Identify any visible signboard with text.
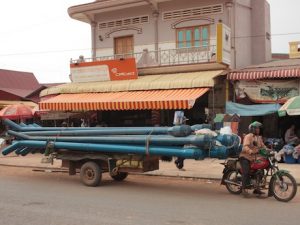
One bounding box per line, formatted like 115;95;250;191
235;80;299;103
70;58;138;83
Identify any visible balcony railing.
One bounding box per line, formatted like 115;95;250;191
71;45;217;68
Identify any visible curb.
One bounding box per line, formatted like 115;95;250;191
0;163;221;181
0;163;299;185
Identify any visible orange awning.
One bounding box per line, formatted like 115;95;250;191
39;88;209;111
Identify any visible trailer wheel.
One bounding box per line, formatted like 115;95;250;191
111;172;128;181
80;161;102;187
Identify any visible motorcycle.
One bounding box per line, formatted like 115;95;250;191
221;149;297;202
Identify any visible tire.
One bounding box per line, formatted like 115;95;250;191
270;172;297;202
111;172;128;181
224;170;242;195
80;161;102;187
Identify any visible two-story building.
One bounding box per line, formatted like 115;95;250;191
39;0;271;127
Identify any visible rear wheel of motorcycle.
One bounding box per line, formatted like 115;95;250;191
270;173;297;202
224;170;242;195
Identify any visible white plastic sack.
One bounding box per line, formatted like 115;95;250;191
220;126;232;135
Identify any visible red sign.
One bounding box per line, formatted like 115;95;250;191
70;58;138;83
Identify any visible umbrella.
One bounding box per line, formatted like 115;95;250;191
278;96;300;117
0;104;33;120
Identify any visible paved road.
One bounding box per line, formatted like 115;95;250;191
0;166;299;225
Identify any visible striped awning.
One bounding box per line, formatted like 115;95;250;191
39;88;209;111
228;68;300;80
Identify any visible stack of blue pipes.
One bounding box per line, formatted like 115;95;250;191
1;119;241;160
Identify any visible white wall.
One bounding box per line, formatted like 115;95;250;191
94;0;227;58
90;0;271;68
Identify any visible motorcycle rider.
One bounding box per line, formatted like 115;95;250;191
239;121;268;197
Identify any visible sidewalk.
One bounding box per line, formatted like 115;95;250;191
1;153;299;184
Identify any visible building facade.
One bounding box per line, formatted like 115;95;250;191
39;0;272;128
68;0;271;70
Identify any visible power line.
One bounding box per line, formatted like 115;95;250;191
0;48;91;57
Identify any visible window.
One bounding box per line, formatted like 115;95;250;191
114;36;134;58
176;26;209;48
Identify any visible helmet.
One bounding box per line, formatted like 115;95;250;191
248;121;262;133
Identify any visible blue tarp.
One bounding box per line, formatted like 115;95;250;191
226;101;281;116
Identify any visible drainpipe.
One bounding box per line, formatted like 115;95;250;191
153;10;159;62
91;21;97;60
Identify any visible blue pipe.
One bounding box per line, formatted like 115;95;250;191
2;142;20;155
1;140;205;159
20;148;32;156
209;146;229;159
15;147;28;155
4;119;204;135
19;125;192;137
8;130;213;148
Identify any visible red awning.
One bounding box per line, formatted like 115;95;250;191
228;68;300;80
39;88;209;111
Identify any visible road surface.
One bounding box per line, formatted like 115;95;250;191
0;166;299;225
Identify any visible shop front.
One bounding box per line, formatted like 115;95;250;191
39;58;226;127
227;60;300;138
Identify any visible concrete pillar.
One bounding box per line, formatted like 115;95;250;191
91;21;97;60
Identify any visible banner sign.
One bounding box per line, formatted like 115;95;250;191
70;58;138;83
235;80;299;103
216;23;231;65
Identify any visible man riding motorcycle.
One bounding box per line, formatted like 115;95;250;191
239;121;269;197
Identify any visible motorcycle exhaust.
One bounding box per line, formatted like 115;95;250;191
223;179;242;187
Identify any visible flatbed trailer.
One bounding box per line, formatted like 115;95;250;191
55;150;159;186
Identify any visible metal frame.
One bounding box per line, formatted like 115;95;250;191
71;45;217;68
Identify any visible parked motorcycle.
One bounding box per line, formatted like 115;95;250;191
221;150;297;202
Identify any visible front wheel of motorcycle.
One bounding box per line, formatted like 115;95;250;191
224;170;242;195
270;173;297;202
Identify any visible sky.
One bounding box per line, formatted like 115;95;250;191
0;0;300;83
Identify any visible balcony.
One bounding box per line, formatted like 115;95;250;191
71;45;218;68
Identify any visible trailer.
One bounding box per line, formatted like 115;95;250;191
2;119;241;186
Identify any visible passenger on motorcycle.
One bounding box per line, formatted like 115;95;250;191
239;121;269;197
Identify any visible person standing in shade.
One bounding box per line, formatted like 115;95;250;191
284;124;299;144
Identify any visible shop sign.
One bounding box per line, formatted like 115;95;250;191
216;23;231;65
70;58;138;83
235;80;299;103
